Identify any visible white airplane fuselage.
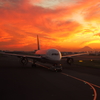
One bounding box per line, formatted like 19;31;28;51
35;49;62;63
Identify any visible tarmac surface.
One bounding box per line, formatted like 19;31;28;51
0;55;100;100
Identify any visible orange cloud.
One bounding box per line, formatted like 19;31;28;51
0;0;100;51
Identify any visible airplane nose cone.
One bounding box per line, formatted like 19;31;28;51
46;49;62;61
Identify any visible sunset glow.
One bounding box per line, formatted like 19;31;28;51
0;0;100;51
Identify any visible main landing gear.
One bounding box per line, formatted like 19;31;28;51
32;60;37;67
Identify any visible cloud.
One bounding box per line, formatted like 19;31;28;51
0;0;100;51
82;1;100;21
94;33;100;36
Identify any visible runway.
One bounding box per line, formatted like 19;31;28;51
0;55;100;100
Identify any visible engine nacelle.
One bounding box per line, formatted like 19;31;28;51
20;57;28;65
66;57;74;65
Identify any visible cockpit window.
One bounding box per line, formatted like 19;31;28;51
52;53;59;55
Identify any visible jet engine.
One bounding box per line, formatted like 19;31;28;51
20;57;28;65
66;57;74;65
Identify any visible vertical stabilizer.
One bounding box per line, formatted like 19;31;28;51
37;35;40;50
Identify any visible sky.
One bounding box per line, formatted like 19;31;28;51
0;0;100;51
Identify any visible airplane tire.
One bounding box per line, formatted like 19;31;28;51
57;69;62;72
32;64;36;67
59;69;62;72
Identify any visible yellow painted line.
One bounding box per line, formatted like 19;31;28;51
61;73;98;100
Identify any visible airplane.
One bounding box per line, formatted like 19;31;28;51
0;35;88;72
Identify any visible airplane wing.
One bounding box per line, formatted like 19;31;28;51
0;52;41;59
61;52;88;64
62;52;88;58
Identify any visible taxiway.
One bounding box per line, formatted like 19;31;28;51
0;55;100;100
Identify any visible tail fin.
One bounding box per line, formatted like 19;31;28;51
37;35;40;50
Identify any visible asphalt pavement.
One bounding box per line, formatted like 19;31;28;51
0;55;100;100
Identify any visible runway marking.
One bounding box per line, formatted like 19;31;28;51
61;73;100;89
61;73;97;100
90;84;100;89
29;59;100;100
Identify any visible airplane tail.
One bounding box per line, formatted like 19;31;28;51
37;35;40;50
